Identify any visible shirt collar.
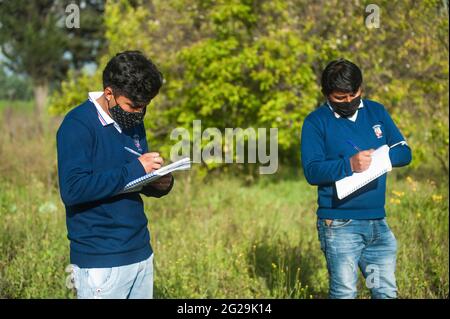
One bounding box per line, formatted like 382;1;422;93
88;91;122;133
327;99;364;122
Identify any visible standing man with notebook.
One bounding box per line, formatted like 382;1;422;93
301;59;412;298
56;51;174;299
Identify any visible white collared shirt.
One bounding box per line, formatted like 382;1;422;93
327;99;364;122
88;91;122;133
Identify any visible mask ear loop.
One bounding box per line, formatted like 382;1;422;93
105;95;111;115
105;91;119;116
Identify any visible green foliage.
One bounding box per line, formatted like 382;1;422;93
49;0;448;176
48;68;101;115
0;0;105;115
0;0;105;83
164;0;318;161
49;0;152;115
0;0;67;85
0;186;71;298
0;69;33;100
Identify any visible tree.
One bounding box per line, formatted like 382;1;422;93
294;0;449;173
50;0;449;176
0;67;33;100
0;0;105;116
162;0;319;169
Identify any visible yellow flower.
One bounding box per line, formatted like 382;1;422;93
406;176;418;191
416;213;421;218
432;195;443;202
271;263;277;269
392;190;405;197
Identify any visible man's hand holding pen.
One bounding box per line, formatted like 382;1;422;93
350;149;374;172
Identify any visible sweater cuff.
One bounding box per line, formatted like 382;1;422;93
124;158;146;185
343;156;353;176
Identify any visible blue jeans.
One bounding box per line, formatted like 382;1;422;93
317;218;397;299
72;254;153;299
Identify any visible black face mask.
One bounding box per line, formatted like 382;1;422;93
108;98;146;130
329;95;361;118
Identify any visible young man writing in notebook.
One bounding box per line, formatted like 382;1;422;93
56;51;173;299
301;59;412;299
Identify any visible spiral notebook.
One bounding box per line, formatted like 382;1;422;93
121;157;191;193
335;145;392;200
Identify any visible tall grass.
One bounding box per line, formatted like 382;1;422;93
0;104;448;298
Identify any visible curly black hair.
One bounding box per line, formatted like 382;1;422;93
321;58;362;96
102;50;163;108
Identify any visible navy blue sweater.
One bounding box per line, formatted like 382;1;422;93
56;99;173;268
301;99;412;219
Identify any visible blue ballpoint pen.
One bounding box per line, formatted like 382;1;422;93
124;146;142;156
346;140;362;152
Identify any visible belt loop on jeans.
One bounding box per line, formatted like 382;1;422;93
138;259;145;272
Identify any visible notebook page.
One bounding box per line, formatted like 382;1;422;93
121;157;191;193
335;145;392;199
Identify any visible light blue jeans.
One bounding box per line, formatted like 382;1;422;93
72;254;153;299
317;218;397;299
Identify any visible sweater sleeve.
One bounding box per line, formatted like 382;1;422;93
382;108;412;167
301;117;353;186
56;118;146;206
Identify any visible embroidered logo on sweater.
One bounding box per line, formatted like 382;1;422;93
133;134;143;152
372;124;383;139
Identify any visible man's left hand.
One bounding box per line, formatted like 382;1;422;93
149;173;173;191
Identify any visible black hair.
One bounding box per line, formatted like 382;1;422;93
103;50;163;108
321;58;362;96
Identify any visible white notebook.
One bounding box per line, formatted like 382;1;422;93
335;145;392;200
121;157;191;193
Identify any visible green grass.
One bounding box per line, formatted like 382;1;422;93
0;99;34;114
0;106;448;299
